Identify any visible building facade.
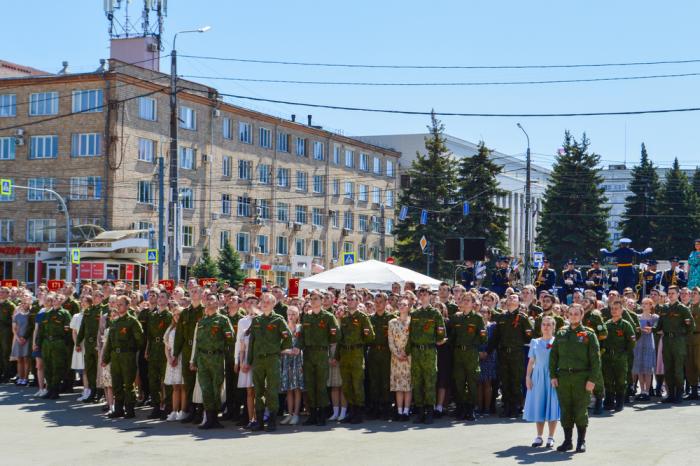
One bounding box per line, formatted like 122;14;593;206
0;59;399;287
356;133;549;260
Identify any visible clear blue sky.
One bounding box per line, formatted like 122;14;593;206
4;0;700;169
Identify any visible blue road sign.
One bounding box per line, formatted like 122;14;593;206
343;252;356;265
146;249;158;263
463;202;470;215
399;206;408;221
420;209;428;225
254;259;261;271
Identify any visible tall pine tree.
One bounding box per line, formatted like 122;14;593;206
536;132;609;266
191;247;219;278
454;141;509;256
692;168;700;199
217;240;246;286
393;111;457;278
619;143;661;247
655;158;700;258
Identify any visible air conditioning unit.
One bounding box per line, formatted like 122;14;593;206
147;43;159;52
202;228;212;236
254;218;263;225
212;108;221;118
14;129;25;146
287;221;294;229
341;228;350;237
211;212;220;220
293;222;302;232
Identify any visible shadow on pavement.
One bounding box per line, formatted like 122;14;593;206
494;445;575;464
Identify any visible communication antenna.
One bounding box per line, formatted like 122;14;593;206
105;0;167;50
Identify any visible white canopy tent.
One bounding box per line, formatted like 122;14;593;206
299;260;442;291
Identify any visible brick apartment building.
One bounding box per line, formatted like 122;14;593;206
0;56;399;287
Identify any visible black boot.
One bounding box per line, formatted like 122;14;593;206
366;403;378;420
614;394;624;412
148;406;162;419
124;403;136;419
557;427;574;452
41;387;53;399
209;410;224;428
192;404;203;424
265;413;277;432
316;408;326;426
235;411;249;427
251;411;265;431
662;386;675;403
575;426;587;453
499;403;510;418
454;403;464;420
381;403;392;421
341;405;354;424
350;405;363;424
593;397;603;415
303;407;318;426
198;410;214;429
674;388;684;404
465;404;476;421
603;397;615;410
109;401;125;418
49;387;60;399
180;406;195;423
424;407;434;425
685;386;699;400
413;406;424;424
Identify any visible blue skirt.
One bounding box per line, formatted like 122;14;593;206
523;365;560;422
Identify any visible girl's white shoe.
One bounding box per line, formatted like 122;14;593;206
166;411;178;421
279;414;293;425
289;415;300;425
176;411;187;421
545;437;555;448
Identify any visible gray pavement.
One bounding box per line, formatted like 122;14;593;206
1;385;698;465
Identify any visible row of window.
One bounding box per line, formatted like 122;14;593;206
0;133;102;160
0;90;103;117
0;176;102;202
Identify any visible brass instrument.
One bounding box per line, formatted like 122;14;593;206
635;268;644;292
534;268;544;287
672;268;677;286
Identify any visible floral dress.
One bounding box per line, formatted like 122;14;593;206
688;251;700;289
388;317;411;392
280;323;304;391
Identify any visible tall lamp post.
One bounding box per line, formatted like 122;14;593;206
516;123;532;285
169;25;211;281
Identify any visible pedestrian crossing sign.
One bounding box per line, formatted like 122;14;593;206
343;252;355;265
0;179;11;196
71;249;80;264
146;249;158;263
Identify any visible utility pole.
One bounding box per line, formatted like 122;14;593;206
517;123;532;285
158;155;165;281
379;203;386;261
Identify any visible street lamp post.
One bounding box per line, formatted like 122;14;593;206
517;123;532;285
169;26;211;281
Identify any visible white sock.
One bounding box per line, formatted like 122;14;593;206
397;406;402;414
332;406;339;417
403;407;409;414
436;404;443;412
340;407;347;418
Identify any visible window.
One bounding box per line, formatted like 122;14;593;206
344;181;354;199
29;92;58;116
372;215;380;233
296;171;308;191
138;138;155;162
72;89;102;113
344;241;354;253
294;238;305;256
333;144;340;164
277;202;289;222
313;175;324;194
237;196;251;217
258;164;271;184
345;149;354;168
27;178;55;201
29;135;58;159
239;160;252;179
220;230;230;249
0;137;15;160
276;236;288;255
331;241;338;260
371;246;380;260
259;128;272;149
179;147;194;170
330;210;339;228
223;118;233;139
372;186;381;204
386;218;394;235
236;232;249;252
358;184;368;202
313;141;324;160
359;243;367;261
386;189;394;207
332;179;340;196
277;168;290;187
359;215;368;232
139;97;157;120
70;176;102;200
312;208;323;226
222;155;232;177
182;225;194;247
0;220;14;242
239;122;252;144
221;193;231;215
71;133;102;157
137;180;154;204
295;205;307;224
258;235;270;254
360;152;369;171
258;199;271;219
27;219;56;242
312;239;323;257
133;221;153;239
344;211;353;230
295;137;306;156
179;106;196;130
373;157;381;174
0;94;16;117
179;187;194;209
386;160;395;177
0;178;14;201
277;132;289;152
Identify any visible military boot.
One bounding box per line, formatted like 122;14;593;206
464;404;476;422
147;406;162;419
424;407;434;425
303;408;318;426
557;427;573;452
575;426;587;453
593;397;604;415
265;413;277;432
316;408;326;426
109;401;125;418
685;386;699;400
251;411;265;432
124;403;136;419
614;394;624;412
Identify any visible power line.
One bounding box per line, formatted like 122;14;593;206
179;54;700;70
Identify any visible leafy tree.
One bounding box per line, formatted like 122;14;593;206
393;111;458;278
191;247;219;279
619;143;661;247
454;141;509;256
217;241;246;286
655;158;700;258
536;132;610;267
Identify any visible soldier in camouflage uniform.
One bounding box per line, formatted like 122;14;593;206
366;292;395;420
146;292;172;419
38;294;72;399
0;287;17;383
76;295;102;402
222;291;245;421
602;300;636;412
581;296;607;414
533;293;565;338
173;286;204;423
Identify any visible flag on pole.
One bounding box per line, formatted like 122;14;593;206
420;209;428;225
463;202;470;216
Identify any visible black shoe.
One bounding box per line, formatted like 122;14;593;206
674;388;684;404
341;405;354;424
532;437;544;447
603;398;615;410
198;410;215;430
575;426;587;453
180;407;195;423
316;408;326;426
49;388;60;400
593;398;603;415
499;405;510;418
303;409;318;426
209;410;224;429
83;393;97;403
235;414;249;427
464;405;476;422
413;407;424;424
251;411;265;431
265;413;277;432
424;407;434;425
366;404;379;420
148;407;162;419
110;402;125;418
557;427;574;452
685;386;699;400
614;394;624;412
41;388;53;400
192;405;203;424
124;404;136;419
350;406;363;424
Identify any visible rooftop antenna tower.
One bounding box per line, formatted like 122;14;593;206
104;0;167;51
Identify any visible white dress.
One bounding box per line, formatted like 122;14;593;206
163;327;183;385
100;328;112;388
236;315;254;388
70;312;85;370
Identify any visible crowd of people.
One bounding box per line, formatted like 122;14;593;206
0;240;699;454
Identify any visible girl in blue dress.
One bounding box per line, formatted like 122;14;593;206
524;315;560;448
